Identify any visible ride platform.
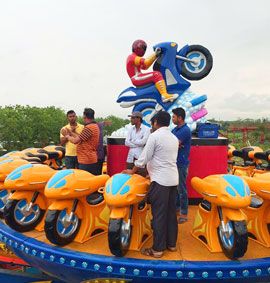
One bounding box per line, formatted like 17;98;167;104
0;206;270;283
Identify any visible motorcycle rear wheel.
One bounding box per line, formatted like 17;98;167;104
45;209;81;246
218;220;248;259
4;199;45;232
181;45;213;81
108;218;132;257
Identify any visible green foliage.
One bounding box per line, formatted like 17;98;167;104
0;105;129;152
96;115;129;137
2;105;267;153
0;105;66;150
216;118;270;150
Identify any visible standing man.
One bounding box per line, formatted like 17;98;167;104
60;110;84;169
172;107;191;224
125;111;150;176
97;120;112;175
123;111;179;258
63;108;100;175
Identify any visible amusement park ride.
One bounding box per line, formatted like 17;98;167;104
0;40;270;283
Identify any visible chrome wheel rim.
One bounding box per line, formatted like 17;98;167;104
0;189;11;212
120;220;131;249
14;199;41;225
56;209;79;238
219;221;234;250
184;51;207;73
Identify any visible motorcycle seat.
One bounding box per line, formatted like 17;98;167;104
232;150;245;159
38;149;59;160
233;149;253;162
254;151;270;162
25;152;48;162
54;146;65;157
250;195;263;208
22;156;41;163
201;199;211;211
42;146;65;158
86;192;104;205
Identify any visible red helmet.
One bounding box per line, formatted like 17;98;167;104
132;39;147;56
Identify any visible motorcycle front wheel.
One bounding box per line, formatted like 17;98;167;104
218;220;248;259
0;189;10;219
45;209;81;246
181;45;213;81
108;218;132;257
4;199;45;232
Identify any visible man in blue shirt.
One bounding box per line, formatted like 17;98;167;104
172;108;191;224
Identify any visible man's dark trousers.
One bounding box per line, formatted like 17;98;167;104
65;156;78;169
148;181;178;252
78;163;99;175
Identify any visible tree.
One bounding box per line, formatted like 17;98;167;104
0;105;66;150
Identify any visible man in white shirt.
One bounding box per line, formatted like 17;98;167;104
123;111;179;258
125;111;150;176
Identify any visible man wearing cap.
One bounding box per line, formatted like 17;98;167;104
125;111;150;176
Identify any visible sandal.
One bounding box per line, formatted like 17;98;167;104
141;247;163;258
178;214;188;224
167;246;177;252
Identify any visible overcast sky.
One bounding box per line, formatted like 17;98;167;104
0;0;269;120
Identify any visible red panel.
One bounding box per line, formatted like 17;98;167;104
107;142;228;199
107;145;129;176
0;255;28;266
187;145;228;198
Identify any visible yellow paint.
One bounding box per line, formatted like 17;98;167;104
171;42;177;47
0;243;14;256
134;56;141;66
143;53;157;68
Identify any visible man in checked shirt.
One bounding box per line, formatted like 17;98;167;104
63;108;100;175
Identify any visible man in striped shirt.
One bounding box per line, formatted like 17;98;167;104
64;108;100;175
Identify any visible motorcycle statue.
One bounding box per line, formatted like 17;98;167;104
3;163;56;232
242;173;270;247
26;145;65;170
0;146;65;219
103;173;151;257
117;42;213;130
0;153;41;218
251;150;270;176
44;169;110;246
191;174;251;259
230;146;263;176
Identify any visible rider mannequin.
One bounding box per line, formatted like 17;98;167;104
126;39;178;103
